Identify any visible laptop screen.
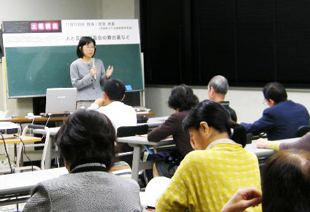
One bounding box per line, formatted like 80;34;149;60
45;88;77;114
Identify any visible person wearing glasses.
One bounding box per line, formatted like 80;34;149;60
241;82;309;140
70;36;114;109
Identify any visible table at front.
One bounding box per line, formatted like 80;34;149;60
117;136;175;181
0;167;68;206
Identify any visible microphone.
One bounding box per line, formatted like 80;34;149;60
93;59;96;80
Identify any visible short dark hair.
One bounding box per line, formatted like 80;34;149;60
76;36;97;58
262;150;310;212
55;110;116;171
183;100;247;147
263;82;287;104
208;75;229;95
168;84;199;111
104;79;126;101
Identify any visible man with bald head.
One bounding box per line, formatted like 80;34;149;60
208;75;237;122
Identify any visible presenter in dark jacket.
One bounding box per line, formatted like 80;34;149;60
148;84;199;178
241;82;309;140
23;110;142;212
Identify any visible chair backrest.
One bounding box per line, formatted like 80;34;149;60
117;124;148;137
246;133;253;144
18;124;51;170
297;125;310;137
116;124;149;166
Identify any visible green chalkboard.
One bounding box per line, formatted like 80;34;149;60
5;44;143;98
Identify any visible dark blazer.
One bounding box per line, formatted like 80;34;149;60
241;100;309;140
220;101;237;122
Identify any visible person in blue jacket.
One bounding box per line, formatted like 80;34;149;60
241;82;309;140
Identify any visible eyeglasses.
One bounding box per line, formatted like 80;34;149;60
83;45;96;49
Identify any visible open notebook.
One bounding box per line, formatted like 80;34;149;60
41;88;77;117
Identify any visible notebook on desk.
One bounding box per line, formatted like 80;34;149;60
41;88;77;117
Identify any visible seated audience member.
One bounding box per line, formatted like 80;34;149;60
208;75;237;122
241;82;309;140
256;132;310;152
147;84;199;178
88;78;137;129
222;149;310;212
156;100;261;212
23;110;142;212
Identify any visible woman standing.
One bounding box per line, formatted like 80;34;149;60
70;36;114;108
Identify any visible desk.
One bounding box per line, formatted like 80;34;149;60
0;136;42;172
145;116;168;129
0;136;41;145
117;136;175;181
0;167;68;206
0;116;67;124
117;136;299;182
0;112;155;124
137;112;156;117
245;137;300;158
33;116;169;136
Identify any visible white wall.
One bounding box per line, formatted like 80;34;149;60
145;86;310;123
0;0;137;116
101;0;137;19
1;0;310;124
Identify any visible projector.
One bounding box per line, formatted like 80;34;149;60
0;122;21;138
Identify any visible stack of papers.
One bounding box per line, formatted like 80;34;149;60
134;106;151;113
140;176;171;208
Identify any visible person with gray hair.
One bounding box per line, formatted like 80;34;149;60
208;75;237;121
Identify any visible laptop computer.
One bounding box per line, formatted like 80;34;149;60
41;88;77;117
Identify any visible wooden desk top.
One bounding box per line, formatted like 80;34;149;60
0;136;41;145
0;116;67;123
0;112;155;123
137;112;155;117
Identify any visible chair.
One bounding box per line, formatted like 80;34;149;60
117;124;149;185
117;124;149;137
246;133;253;144
116;124;149;163
297;125;310;137
16;124;51;170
